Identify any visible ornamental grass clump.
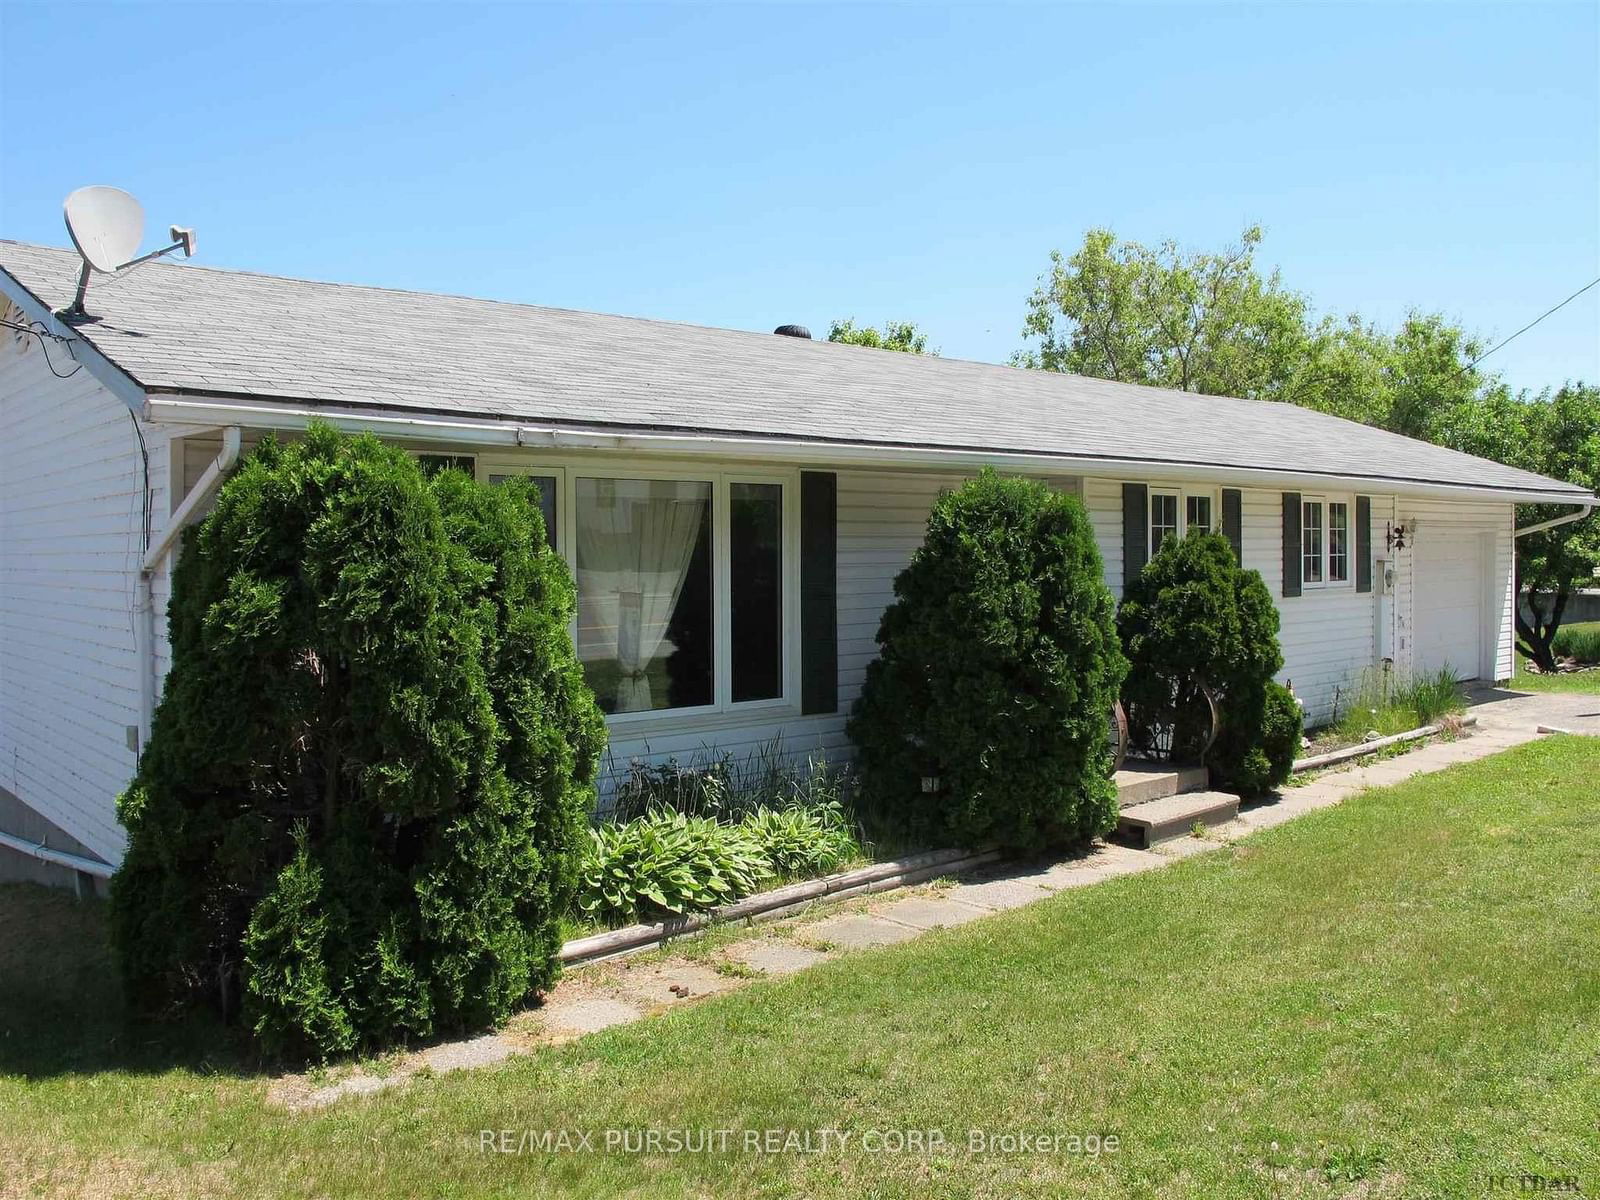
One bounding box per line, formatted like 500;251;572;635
847;470;1127;851
110;423;605;1060
739;802;859;876
1332;664;1466;741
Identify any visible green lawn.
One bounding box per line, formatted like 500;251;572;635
5;738;1599;1198
1512;621;1600;693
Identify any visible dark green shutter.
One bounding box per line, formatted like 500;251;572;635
1281;492;1302;598
1355;495;1373;593
1221;488;1243;562
1122;483;1148;588
800;471;838;715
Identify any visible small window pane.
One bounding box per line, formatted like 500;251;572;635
1151;493;1180;555
1186;494;1212;534
731;482;783;703
489;473;558;551
1328;502;1350;583
575;478;713;714
1302;501;1324;584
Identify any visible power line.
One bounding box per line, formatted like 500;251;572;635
1;317;84;378
1456;275;1600;377
0;317;71;342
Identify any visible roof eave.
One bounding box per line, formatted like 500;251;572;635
144;392;1597;508
0;265;147;412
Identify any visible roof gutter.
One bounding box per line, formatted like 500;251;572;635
0;829;115;881
1515;502;1594;538
141;394;1597;508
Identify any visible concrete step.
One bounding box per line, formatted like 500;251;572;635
1116;790;1240;849
1114;761;1210;807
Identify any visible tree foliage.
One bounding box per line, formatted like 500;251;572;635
1017;225;1488;438
847;470;1127;850
1437;382;1600;668
1117;532;1300;796
1016;226;1308;398
1020;224;1597;665
110;424;605;1059
827;318;935;354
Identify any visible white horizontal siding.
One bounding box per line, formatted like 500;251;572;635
1083;478;1127;601
836;469;969;708
6;388;1520;853
1083;478;1518;725
600;467;968;793
1394;497;1515;683
0;343;171;863
599;468;1086;794
1084;478;1384;727
1250;489;1381;726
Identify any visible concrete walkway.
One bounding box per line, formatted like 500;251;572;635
1465;682;1600;736
268;695;1573;1111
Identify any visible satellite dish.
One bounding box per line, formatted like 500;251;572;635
64;186;145;274
58;186;195;317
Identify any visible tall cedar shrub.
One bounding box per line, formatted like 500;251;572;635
1116;531;1300;795
846;470;1127;850
109;424;605;1059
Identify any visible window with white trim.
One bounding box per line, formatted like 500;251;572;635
488;464;794;719
1149;487;1219;556
1299;495;1354;589
576;476;716;714
729;481;784;703
1328;500;1350;583
1301;500;1324;584
1150;491;1180;556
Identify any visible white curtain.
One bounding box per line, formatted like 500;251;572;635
576;478;709;712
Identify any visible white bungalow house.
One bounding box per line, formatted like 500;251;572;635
1;240;1593;889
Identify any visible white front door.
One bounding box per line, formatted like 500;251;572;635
1414;531;1485;679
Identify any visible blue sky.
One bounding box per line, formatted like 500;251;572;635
2;2;1596;393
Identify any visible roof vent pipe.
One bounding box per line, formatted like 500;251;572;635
773;324;811;339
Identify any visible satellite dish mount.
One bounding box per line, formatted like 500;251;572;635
60;186;195;317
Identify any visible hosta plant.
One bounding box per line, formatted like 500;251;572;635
578;809;773;925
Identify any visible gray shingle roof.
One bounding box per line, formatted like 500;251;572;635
2;240;1590;501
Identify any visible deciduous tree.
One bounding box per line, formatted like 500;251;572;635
1438;383;1600;669
827;318;934;354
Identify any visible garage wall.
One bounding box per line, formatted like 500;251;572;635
1393;497;1515;683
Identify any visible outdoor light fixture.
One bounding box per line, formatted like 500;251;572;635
1386;521;1413;552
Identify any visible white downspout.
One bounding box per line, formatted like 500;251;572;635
137;427;242;753
1514;502;1594;538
